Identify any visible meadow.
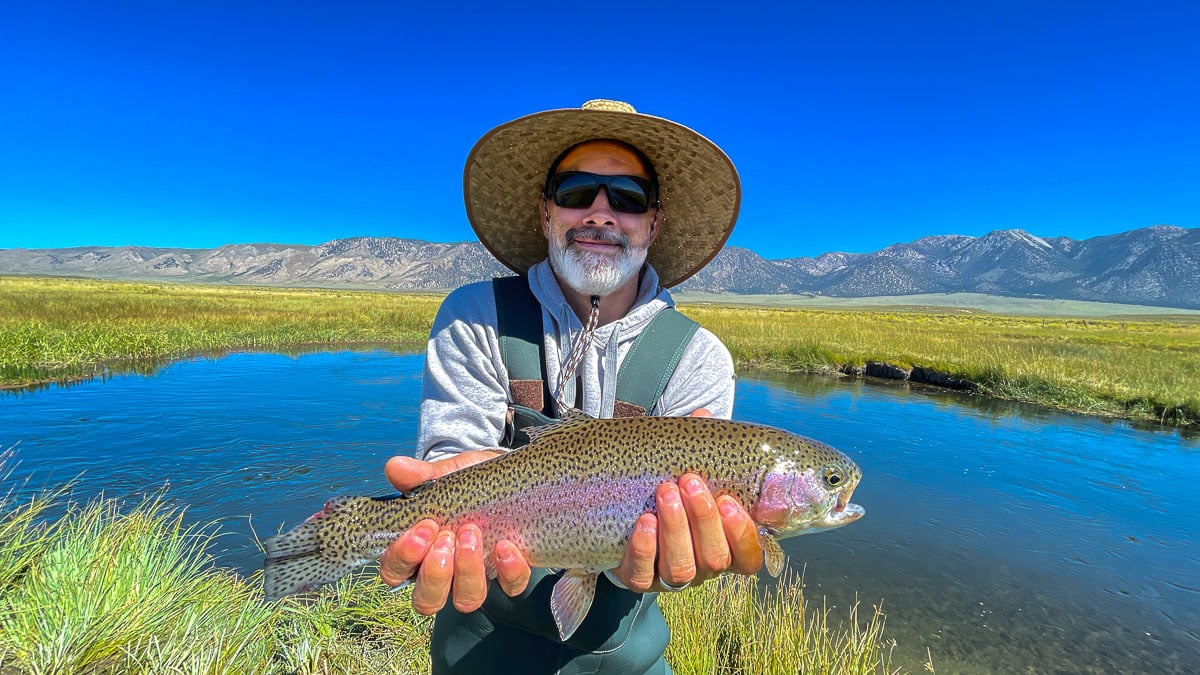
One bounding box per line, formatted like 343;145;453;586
683;303;1200;426
0;276;441;387
3;275;1197;427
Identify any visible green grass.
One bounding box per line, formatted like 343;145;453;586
673;291;1200;318
678;304;1200;426
0;463;897;674
0;276;441;387
3;275;1197;427
661;571;899;674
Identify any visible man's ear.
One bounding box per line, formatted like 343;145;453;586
648;206;663;244
540;198;552;237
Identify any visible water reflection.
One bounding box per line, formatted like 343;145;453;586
1;342;425;398
1;352;1197;674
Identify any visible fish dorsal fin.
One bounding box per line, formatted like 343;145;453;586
521;408;595;444
758;528;786;577
550;569;599;641
559;407;594;423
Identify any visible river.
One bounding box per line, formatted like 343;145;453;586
2;350;1196;673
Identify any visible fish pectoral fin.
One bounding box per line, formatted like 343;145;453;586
759;530;786;577
550;569;598;641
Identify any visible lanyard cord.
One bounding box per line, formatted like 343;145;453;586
554;295;600;411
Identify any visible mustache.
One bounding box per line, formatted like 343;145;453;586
565;227;630;250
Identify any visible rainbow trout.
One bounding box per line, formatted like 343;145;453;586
263;413;864;640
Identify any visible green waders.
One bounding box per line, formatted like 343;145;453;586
429;276;699;675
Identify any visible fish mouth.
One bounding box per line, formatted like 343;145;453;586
833;487;856;513
834;502;865;524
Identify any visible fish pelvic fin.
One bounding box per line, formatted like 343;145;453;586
759;529;786;577
262;497;382;601
550;570;599;641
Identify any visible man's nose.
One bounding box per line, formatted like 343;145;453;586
582;187;617;223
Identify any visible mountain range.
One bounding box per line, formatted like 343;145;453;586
2;225;1197;309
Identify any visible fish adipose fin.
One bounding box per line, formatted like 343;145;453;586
262;499;378;601
550;569;599;640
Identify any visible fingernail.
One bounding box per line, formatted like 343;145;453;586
433;531;455;552
718;497;741;518
458;527;478;552
683;476;706;497
496;541;516;564
662;484;682;506
411;523;436;546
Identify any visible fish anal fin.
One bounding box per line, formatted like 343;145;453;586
759;529;786;577
550;569;598;641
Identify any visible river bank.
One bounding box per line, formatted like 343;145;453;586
3;275;1197;428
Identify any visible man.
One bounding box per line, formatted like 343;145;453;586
379;100;762;673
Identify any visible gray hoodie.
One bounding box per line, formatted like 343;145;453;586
417;260;736;461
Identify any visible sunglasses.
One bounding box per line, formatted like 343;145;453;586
545;172;658;214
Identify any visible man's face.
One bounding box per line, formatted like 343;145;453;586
542;140;659;297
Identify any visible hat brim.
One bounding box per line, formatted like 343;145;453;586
464;105;740;288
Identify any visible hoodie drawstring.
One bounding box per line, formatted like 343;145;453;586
554;295;599;411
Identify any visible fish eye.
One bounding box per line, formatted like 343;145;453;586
823;466;843;487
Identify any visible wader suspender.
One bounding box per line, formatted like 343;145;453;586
492;275;699;433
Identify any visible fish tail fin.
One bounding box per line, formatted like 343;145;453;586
262;497;379;601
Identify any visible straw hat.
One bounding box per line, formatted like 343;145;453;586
463;99;740;288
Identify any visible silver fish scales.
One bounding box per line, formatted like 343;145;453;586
263;413;864;640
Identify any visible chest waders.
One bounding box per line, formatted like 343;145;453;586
430;276;699;675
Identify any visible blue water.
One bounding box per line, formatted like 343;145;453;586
2;350;1197;673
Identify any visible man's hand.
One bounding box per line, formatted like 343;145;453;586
612;408;764;592
379;451;532;615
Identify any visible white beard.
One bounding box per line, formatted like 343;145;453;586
548;229;648;297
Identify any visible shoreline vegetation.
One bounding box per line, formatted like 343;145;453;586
3;275;1197;428
0;465;899;673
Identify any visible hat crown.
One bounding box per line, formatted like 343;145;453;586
464;100;740;288
581;99;637;114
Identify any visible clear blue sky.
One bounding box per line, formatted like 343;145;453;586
2;1;1196;259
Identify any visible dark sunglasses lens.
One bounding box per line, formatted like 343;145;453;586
605;177;651;214
550;173;654;213
552;174;601;209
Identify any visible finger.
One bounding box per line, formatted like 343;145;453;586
656;481;696;588
494;540;532;597
719;496;764;575
384;451;503;492
379;519;438;587
411;530;456;615
614;513;658;592
680;474;731;578
452;525;488;612
689;408;714;418
384;456;437;492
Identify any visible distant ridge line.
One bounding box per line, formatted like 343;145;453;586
1;226;1197;310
